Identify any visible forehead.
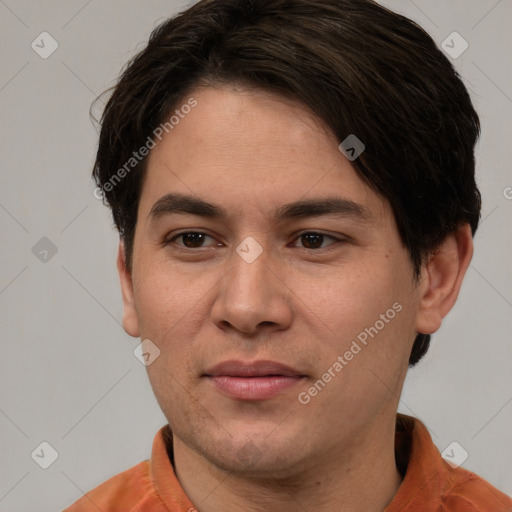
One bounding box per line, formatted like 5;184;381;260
139;84;388;222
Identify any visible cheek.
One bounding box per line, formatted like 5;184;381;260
298;277;416;428
297;257;408;340
296;250;417;384
136;269;207;420
132;255;227;378
132;254;213;337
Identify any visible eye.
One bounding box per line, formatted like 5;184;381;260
292;232;342;249
166;231;220;249
164;231;344;251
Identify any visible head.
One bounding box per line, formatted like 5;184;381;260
93;0;480;476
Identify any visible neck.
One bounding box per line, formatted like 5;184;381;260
172;411;403;512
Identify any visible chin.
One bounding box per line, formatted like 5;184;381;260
209;448;302;478
199;428;309;478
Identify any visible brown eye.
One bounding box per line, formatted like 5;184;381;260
181;232;207;248
296;232;339;249
166;232;219;249
301;233;324;249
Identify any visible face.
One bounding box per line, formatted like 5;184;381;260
119;84;426;477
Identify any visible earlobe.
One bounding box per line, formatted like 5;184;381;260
414;223;473;335
116;240;141;337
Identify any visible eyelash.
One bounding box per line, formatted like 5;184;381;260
163;231;345;251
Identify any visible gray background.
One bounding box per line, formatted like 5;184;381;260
0;1;511;511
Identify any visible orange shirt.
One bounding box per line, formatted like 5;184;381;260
64;413;512;512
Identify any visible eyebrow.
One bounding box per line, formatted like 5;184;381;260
148;193;372;224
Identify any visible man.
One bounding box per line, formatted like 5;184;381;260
65;0;512;510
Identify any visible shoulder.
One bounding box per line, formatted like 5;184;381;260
440;465;512;511
63;459;165;512
390;414;512;512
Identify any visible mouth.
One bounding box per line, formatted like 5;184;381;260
203;360;307;401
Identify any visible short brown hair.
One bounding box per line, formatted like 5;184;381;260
93;0;481;366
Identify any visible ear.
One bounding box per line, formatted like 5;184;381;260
117;240;140;337
414;223;473;335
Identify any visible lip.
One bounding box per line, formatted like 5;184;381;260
204;359;303;377
203;360;306;401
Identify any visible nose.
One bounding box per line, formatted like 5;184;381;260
210;245;293;336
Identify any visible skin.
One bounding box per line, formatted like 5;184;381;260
117;84;473;512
